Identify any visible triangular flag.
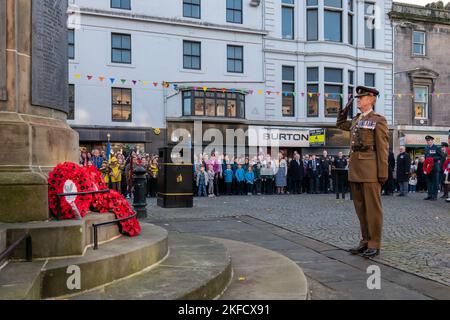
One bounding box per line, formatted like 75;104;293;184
110;78;116;84
132;80;137;85
120;79;126;84
249;90;254;95
308;93;313;98
221;88;227;93
74;74;81;79
292;92;297;97
317;93;321;97
266;91;271;95
301;92;305;97
276;91;280;96
87;75;93;80
203;86;208;91
153;82;158;87
142;81;148;85
98;76;105;82
258;90;263;95
231;89;236;93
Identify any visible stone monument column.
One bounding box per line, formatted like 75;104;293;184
0;0;78;223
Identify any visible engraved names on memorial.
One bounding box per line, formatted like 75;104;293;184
0;0;6;101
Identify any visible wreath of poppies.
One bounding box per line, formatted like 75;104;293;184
48;162;93;220
423;157;434;175
48;162;141;237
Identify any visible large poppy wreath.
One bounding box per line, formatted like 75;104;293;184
84;165;110;213
48;162;93;220
423;157;434;175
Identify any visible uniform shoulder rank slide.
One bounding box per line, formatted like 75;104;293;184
357;120;377;130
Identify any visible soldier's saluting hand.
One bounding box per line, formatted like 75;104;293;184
336;86;389;258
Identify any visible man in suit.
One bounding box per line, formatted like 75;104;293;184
396;146;411;197
302;155;310;193
320;150;331;193
289;152;304;194
307;155;321;194
336;86;389;258
333;151;347;195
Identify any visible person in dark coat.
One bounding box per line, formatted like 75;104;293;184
288;152;304;194
396;146;411;196
307;155;321;194
416;156;426;192
383;150;395;196
320;150;331;193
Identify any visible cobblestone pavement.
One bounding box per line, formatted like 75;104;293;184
144;192;450;287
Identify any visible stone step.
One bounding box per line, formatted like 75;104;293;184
0;228;5;253
0;261;45;300
41;223;168;298
213;238;308;300
65;234;232;300
3;213;121;259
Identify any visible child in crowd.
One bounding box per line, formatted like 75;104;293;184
261;162;274;195
109;157;122;192
235;164;245;196
253;162;262;195
245;166;255;195
100;161;110;186
409;172;417;193
196;166;208;197
224;164;234;195
207;164;215;197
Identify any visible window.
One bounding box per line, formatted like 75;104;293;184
348;0;354;45
112;88;132;122
365;73;376;87
183;0;201;19
226;0;242;24
282;66;295;117
307;1;319;41
348;70;354;118
111;0;131;10
111;33;131;64
413;31;426;56
307;67;319;117
414;86;428;119
68;29;75;60
324;68;343;117
364;2;375;49
227;45;243;73
183;41;201;70
68;84;75;120
182;90;245;118
282;0;295;40
324;1;342;42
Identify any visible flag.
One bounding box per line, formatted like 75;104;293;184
106;141;111;163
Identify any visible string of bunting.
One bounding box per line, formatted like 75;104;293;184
72;73;450;99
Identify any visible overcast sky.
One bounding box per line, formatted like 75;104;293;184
396;0;435;6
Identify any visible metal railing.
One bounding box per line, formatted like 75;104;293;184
92;212;137;250
0;233;32;265
56;189;110;220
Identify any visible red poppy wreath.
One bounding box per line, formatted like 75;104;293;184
83;165;110;213
108;190;141;237
48;162;93;220
423;157;434;175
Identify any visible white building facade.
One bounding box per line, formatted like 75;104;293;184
68;0;393;156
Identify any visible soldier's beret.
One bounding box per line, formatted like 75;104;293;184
425;135;434;141
354;86;380;98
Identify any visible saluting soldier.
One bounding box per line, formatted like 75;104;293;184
336;86;389;258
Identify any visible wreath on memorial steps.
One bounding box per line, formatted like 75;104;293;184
48;162;93;220
423;157;434;175
48;162;141;237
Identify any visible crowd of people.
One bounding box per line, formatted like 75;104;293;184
78;136;450;202
193;150;350;197
79;147;159;199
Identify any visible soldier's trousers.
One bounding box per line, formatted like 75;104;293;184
350;182;383;249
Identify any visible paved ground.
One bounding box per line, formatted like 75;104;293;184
142;192;450;299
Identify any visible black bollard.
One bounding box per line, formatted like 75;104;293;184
133;165;148;219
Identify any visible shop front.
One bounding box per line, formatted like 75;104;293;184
400;131;449;158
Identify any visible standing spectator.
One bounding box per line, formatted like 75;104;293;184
109;157;122;192
409;173;418;193
319;150;331;193
307;155;320;194
424;135;443;201
253;161;262;195
442;157;450;199
333;152;347;195
223;164;233;195
149;157;159;197
91;149;103;170
235;164;245;195
125;155;137;199
275;152;287;194
261;162;274;195
100;161;110;185
196;166;208;197
207;164;215;197
288;152;304;194
245;166;255;195
302;155;310;194
383;150;395;196
396;146;411;196
417;156;427;192
80;147;90;167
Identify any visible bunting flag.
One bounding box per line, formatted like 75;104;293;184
70;73;450;99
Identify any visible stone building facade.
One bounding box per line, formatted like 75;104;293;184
390;2;450;156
